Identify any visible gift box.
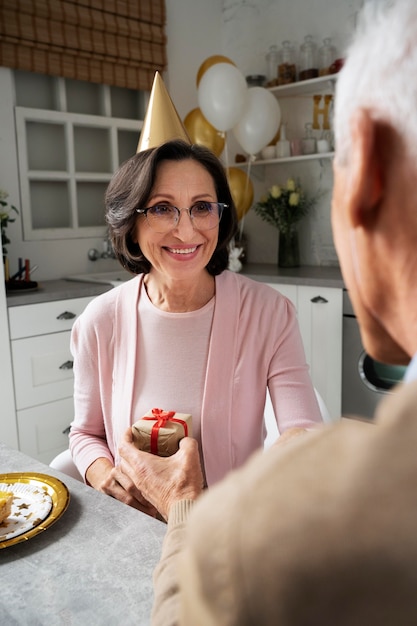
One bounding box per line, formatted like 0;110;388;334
132;408;192;457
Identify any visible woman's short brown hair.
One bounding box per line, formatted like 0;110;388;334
105;140;238;276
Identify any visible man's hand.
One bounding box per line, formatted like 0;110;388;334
86;456;158;516
118;428;204;520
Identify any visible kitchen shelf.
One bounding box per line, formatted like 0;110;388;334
234;151;334;168
233;74;338;169
268;74;337;98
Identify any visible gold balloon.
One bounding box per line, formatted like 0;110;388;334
196;55;236;87
184;108;225;157
226;167;254;221
268;126;281;146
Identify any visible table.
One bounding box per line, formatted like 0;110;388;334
0;442;167;625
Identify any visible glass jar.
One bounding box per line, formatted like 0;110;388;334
319;38;336;76
299;35;318;81
277;41;296;85
265;44;279;85
301;123;316;155
246;74;266;87
275;123;290;158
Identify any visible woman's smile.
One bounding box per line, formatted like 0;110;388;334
164;244;200;256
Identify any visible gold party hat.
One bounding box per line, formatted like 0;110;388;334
137;72;191;152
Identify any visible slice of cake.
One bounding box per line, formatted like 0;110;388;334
0;490;13;524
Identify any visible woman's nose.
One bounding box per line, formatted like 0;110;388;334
173;208;195;237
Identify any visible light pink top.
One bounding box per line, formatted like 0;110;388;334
133;282;213;477
69;271;322;486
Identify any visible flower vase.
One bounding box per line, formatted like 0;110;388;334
278;227;300;268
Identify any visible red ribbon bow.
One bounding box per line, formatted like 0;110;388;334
143;408;189;455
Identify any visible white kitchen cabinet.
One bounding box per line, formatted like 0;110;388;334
297;285;342;420
8;296;93;464
267;282;342;421
15;107;140;241
16;398;75;466
13;71;148;241
11;332;75;410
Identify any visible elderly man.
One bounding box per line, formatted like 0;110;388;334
120;1;417;623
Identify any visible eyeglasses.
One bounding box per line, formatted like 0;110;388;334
136;201;227;233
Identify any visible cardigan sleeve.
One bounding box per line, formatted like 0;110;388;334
69;293;117;480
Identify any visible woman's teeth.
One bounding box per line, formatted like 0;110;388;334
168;246;197;254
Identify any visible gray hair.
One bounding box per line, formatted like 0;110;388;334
334;0;417;164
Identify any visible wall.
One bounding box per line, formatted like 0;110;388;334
168;0;363;267
0;0;362;282
165;0;223;118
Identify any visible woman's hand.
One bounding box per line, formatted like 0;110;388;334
118;427;204;520
86;456;158;517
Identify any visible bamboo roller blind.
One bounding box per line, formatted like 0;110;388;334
0;0;167;90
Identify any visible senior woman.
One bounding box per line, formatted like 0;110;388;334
69;139;322;515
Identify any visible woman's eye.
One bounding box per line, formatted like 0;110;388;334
192;202;211;214
152;205;174;216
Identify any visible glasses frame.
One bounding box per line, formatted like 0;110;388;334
136;202;228;233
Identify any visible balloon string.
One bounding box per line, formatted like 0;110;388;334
238;158;253;241
222;133;236;245
223;132;229;171
239;216;245;240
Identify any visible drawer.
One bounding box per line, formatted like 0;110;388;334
11;331;74;409
17;397;73;465
8;296;93;339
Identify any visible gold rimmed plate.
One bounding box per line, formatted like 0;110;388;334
0;472;70;549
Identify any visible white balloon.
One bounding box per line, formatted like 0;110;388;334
198;63;247;132
233;87;281;156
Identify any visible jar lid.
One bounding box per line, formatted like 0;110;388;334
246;74;266;86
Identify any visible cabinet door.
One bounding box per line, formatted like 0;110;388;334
11;331;74;409
297;286;342;420
17;397;73;464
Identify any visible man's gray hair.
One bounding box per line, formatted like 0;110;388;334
334;0;417;164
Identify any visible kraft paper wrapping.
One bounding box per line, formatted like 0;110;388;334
132;408;192;457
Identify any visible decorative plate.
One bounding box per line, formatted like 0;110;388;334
0;473;70;549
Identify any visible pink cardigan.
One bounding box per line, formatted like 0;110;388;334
69;271;321;485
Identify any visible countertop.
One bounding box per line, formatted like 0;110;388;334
0;442;166;625
6;279;113;307
6;265;344;307
242;263;344;288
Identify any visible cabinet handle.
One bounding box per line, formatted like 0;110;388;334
311;295;328;304
59;360;74;370
57;311;76;320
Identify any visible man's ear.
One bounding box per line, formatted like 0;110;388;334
348;109;384;228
